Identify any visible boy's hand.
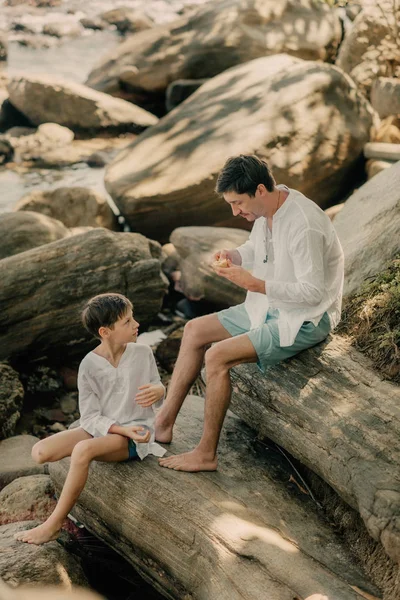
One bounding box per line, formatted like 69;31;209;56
135;383;164;407
124;425;151;443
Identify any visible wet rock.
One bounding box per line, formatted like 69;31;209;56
0;436;45;491
0;364;24;441
0;228;168;362
0;474;56;525
0;211;70;259
100;7;153;33
87;0;342;112
165;78;208;112
105;55;375;242
0;521;88;587
3;122;74;161
15;187;117;230
334;161;400;296
8;74;158;134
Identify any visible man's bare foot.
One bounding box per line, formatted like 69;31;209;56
158;449;217;472
14;522;61;545
155;416;173;444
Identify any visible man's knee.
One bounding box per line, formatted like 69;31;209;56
183;317;208;346
31;442;49;464
205;344;229;376
71;440;94;465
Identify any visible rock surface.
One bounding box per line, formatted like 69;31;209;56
100;7;154;33
0;521;87;587
7;74;158;133
229;335;400;569
3;123;74;161
0;228;168;362
0;474;56;525
371;77;400;119
0;364;24;440
334;160;400;296
170;226;248;306
87;0;342;112
15;187;117;230
0;436;45;491
105;55;375;242
0;581;101;600
50;395;379;600
0;211;70;259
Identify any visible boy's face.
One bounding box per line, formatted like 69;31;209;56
101;308;139;344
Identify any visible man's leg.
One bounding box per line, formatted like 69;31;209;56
15;434;129;545
159;333;258;472
155;313;232;443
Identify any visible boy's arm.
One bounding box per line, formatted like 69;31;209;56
78;369;116;437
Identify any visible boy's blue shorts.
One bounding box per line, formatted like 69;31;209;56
127;439;138;461
217;304;331;373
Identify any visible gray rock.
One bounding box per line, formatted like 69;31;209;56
8;74;158;133
0;211;70;260
0;521;88;587
334;160;400;297
0;474;56;525
4;122;74;161
99;7;153;33
15;187;117;230
0;436;45;491
0;364;24;440
80;17;106;31
105;55;375;242
371;77;400;119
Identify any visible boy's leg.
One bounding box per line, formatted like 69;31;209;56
159;333;258;472
155;313;232;443
15;434;129;545
31;427;93;464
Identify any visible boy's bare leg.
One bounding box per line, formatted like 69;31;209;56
30;427;93;464
155;314;232;443
159;333;257;472
14;433;129;545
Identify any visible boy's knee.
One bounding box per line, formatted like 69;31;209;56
71;440;93;464
31;442;48;464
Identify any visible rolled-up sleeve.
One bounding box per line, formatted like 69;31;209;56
148;350;165;410
268;229;325;309
78;369;115;437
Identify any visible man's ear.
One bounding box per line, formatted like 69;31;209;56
257;183;267;196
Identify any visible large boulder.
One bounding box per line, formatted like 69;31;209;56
15;187;117;230
0;211;71;260
105;55;375;242
50;395;380;600
0;522;87;588
0;228;168;362
0;474;56;525
170;227;248;306
7;74;158;134
336;4;400;96
0;364;24;440
86;0;342;113
334;160;400;297
0;436;45;491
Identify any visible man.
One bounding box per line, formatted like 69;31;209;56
157;155;344;472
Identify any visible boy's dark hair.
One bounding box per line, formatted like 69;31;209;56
215;155;275;196
82;293;133;339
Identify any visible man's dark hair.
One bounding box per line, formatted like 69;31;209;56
215;155;275;196
82;293;133;339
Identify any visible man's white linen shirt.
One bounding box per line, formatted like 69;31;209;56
77;343;166;460
236;186;344;347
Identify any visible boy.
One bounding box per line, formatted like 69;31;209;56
15;293;166;545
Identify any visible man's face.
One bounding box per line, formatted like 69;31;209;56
106;308;139;344
223;189;261;222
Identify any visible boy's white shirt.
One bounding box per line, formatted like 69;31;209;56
237;185;344;347
77;342;166;460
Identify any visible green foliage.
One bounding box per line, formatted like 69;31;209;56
338;257;400;382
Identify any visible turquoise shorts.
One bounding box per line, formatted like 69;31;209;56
127;439;138;461
217;304;331;373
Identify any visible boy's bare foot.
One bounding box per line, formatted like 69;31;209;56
14;522;61;545
155;416;173;444
158;449;217;472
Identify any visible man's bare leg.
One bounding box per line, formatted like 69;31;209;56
159;333;257;471
14;433;129;545
155;314;232;443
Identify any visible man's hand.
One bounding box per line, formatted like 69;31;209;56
212;248;242;266
214;264;265;293
135;383;164;407
123;425;151;443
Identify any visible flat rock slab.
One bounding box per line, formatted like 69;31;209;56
0;521;87;587
0;436;45;491
50;396;379;600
